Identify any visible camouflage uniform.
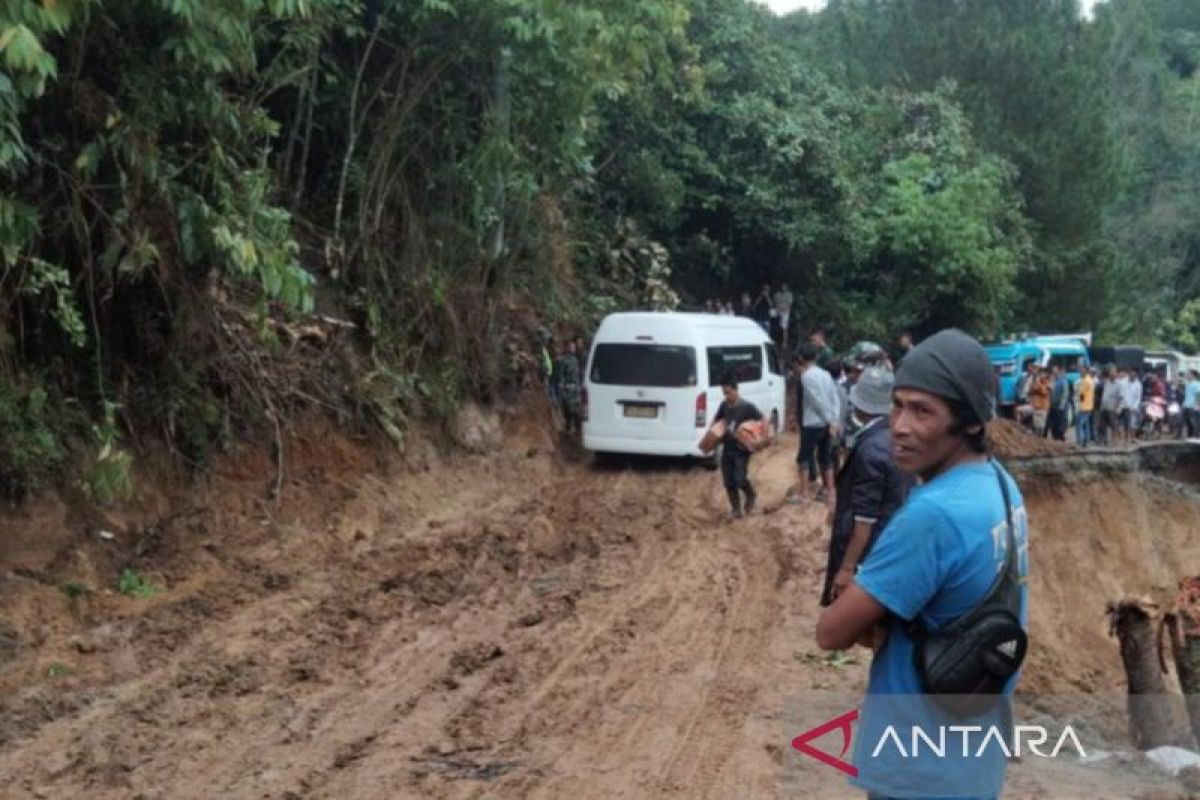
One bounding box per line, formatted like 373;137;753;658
557;352;582;432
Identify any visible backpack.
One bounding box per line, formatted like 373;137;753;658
906;460;1027;717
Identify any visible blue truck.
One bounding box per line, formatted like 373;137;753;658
984;334;1092;416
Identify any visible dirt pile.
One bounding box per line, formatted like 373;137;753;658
988;418;1075;459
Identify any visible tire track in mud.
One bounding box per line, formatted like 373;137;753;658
439;453;804;800
0;440;828;800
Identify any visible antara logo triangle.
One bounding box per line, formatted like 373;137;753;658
791;708;860;778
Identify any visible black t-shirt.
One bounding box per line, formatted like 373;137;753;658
714;399;764;446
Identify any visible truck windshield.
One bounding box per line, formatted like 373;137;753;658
589;344;697;387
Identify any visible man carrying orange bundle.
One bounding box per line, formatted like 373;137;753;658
710;372;764;520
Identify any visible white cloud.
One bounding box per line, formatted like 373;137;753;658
759;0;1102;18
760;0;827;14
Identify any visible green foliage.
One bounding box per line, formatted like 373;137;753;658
0;379;64;495
117;568;157;598
842;90;1029;335
80;403;134;506
46;662;72;678
1161;298;1200;353
61;582;90;600
1093;0;1200;345
2;0;1199;496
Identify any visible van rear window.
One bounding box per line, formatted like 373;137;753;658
708;346;763;385
589;344;697;387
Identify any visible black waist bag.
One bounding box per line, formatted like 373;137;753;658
907;461;1027;717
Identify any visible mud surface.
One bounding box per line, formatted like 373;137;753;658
2;420;1200;799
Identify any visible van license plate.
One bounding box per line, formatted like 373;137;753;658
623;403;658;419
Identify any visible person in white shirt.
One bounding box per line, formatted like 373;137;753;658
1118;369;1143;445
790;342;842;507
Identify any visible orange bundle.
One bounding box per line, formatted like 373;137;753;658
699;420;726;454
735;419;771;452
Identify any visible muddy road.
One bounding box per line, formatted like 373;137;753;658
1;424;1199;799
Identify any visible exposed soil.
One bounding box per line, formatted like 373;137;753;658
1;412;1200;799
989;419;1076;459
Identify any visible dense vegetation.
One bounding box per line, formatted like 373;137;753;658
0;0;1197;493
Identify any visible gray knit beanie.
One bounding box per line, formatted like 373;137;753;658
893;328;995;424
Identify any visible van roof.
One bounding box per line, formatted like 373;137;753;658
984;339;1088;357
594;312;769;339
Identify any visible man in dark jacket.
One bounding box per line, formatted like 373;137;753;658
821;366;913;607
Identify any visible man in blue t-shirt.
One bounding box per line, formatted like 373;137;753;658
816;328;1029;800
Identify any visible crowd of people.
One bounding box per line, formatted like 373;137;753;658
700;283;796;348
1014;362;1200;446
784;330;912;510
689;329;1030;797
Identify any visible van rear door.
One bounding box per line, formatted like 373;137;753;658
586;342;702;443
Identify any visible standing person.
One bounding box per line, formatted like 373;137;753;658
1185;370;1200;438
828;360;850;472
539;330;560;414
711;375;763;520
792;343;841;507
574;336;589;371
894;331;916;367
1119;368;1143;444
1014;361;1036;429
1075;366;1095;446
821;366;913;607
1048;365;1070;441
1167;376;1185;439
1029;367;1051;437
773;283;794;349
739;292;754;318
556;340;583;435
816;328;1029;800
753;284;773;334
809;328;835;370
1098;365;1121;446
1147;371;1167;438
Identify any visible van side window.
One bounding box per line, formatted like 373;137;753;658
766;344;781;376
708;346;763;386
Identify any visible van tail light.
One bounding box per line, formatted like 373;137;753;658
695;392;707;427
582;387;589;422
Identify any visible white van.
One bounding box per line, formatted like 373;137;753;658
582;312;787;458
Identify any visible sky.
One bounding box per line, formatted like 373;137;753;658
761;0;1102;17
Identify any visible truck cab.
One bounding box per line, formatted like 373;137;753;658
985;335;1091;414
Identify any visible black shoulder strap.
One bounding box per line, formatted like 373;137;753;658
905;460;1019;642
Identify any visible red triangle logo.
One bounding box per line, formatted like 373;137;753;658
791;708;860;778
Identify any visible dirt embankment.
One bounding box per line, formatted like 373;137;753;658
0;411;1199;799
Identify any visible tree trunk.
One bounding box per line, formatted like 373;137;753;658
1109;599;1176;749
1167;577;1200;747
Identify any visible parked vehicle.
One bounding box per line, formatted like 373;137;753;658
582;312;786;458
1087;345;1145;372
1144;349;1200;383
985;334;1091;416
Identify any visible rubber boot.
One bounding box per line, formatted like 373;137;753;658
743;485;757;515
726;488;743;519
